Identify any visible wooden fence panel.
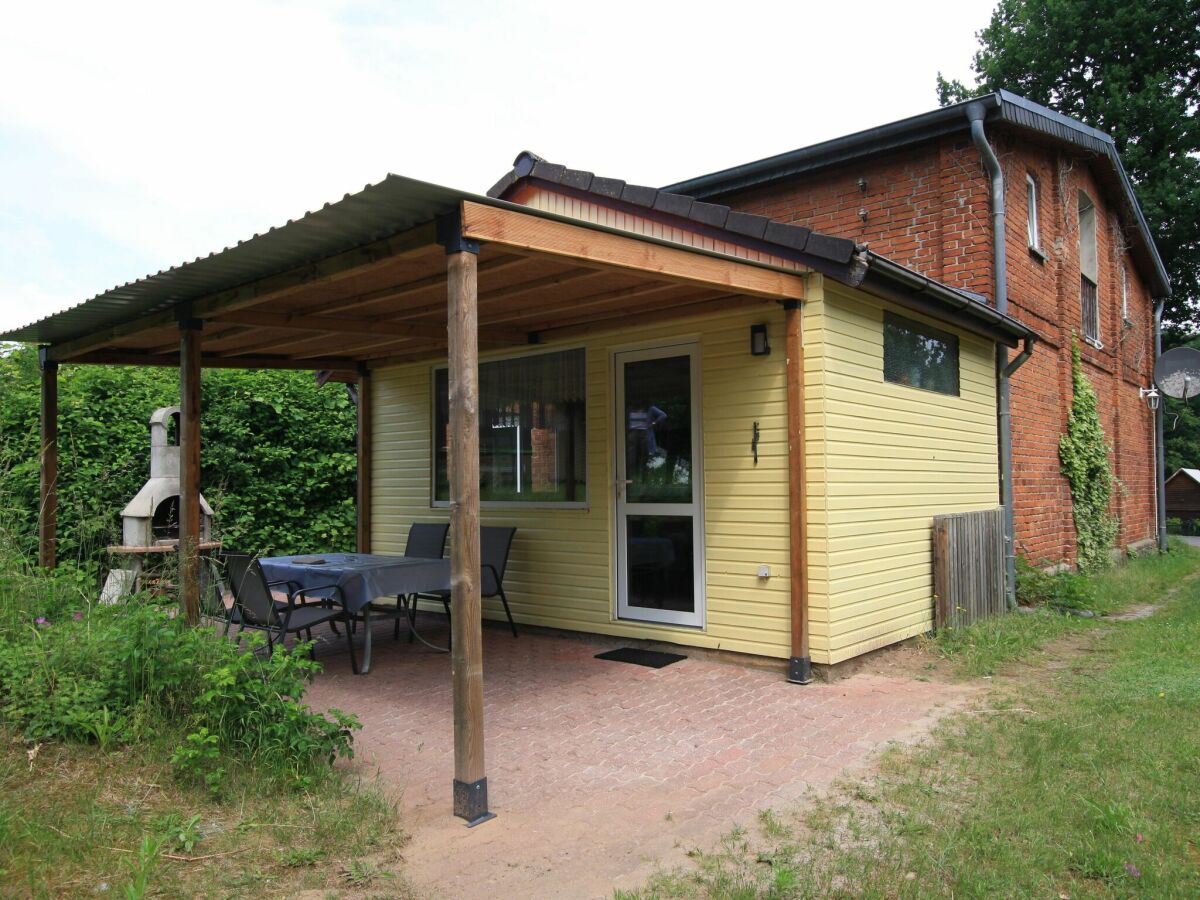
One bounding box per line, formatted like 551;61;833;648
932;507;1006;629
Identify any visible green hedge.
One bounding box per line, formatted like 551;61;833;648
0;346;357;568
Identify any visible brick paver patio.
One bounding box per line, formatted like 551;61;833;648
304;619;971;898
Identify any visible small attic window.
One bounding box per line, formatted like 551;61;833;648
1121;263;1130;321
883;313;960;396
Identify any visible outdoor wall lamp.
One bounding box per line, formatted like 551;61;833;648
1140;386;1161;411
750;323;770;356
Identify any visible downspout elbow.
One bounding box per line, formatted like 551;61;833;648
1003;336;1036;379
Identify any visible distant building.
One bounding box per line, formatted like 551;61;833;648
1165;469;1200;525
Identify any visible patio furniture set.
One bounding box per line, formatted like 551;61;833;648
218;524;517;674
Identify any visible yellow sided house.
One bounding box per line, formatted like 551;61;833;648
5;154;1035;678
5;154;1036;821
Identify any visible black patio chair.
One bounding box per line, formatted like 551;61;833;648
392;522;450;640
410;525;517;649
220;552;309;636
225;553;358;673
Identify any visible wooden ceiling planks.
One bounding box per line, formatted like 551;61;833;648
52;203;797;372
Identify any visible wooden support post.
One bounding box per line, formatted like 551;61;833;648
38;351;58;569
784;302;812;684
179;319;203;626
446;237;492;825
356;366;372;553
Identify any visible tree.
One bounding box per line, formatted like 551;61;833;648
937;0;1200;331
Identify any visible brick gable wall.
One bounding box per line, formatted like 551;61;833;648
718;129;1157;564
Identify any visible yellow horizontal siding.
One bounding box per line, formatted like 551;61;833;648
371;301;796;660
817;283;999;664
370;275;1001;668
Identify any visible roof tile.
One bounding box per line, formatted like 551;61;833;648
620;184;658;208
724;210;770;240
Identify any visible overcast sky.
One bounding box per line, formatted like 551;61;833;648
0;0;997;334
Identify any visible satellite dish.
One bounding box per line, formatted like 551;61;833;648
1154;347;1200;400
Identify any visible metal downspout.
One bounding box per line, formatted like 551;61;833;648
1154;299;1168;550
966;101;1018;609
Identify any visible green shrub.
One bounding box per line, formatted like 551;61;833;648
0;566;358;788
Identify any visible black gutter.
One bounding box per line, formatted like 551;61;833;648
856;253;1030;348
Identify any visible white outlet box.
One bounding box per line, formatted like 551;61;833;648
757;564;771;579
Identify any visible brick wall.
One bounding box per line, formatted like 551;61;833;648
719;129;1158;564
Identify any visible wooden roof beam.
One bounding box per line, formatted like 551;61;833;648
211;310;527;344
460;201;808;301
300;253;531;317
46;222;440;362
485;281;684;327
66;350;359;372
534;295;764;341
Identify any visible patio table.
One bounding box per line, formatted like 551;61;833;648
260;552;450;674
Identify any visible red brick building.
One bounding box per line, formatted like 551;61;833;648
667;91;1169;568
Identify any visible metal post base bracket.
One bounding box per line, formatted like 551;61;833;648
787;656;813;685
453;777;496;827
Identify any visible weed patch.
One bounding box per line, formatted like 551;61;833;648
929;541;1200;675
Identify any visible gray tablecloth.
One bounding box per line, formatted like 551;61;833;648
260;553;450;614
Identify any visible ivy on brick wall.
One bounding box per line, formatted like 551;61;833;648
1059;337;1119;571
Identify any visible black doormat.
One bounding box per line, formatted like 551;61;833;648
594;647;687;668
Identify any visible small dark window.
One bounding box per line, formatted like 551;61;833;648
883;312;960;396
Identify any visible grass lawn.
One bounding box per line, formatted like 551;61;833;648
0;734;405;898
626;545;1200;898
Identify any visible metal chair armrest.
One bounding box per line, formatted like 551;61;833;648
293;583;345;608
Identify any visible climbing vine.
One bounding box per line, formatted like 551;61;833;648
1059;337;1119;571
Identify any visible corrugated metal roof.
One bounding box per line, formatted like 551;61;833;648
664;90;1170;299
3;163;1035;353
0;175;469;345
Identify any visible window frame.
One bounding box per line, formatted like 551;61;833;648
882;311;961;397
430;345;589;510
1078;191;1102;347
1025;173;1042;254
1120;262;1131;322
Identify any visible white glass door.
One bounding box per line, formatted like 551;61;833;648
614;345;704;627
